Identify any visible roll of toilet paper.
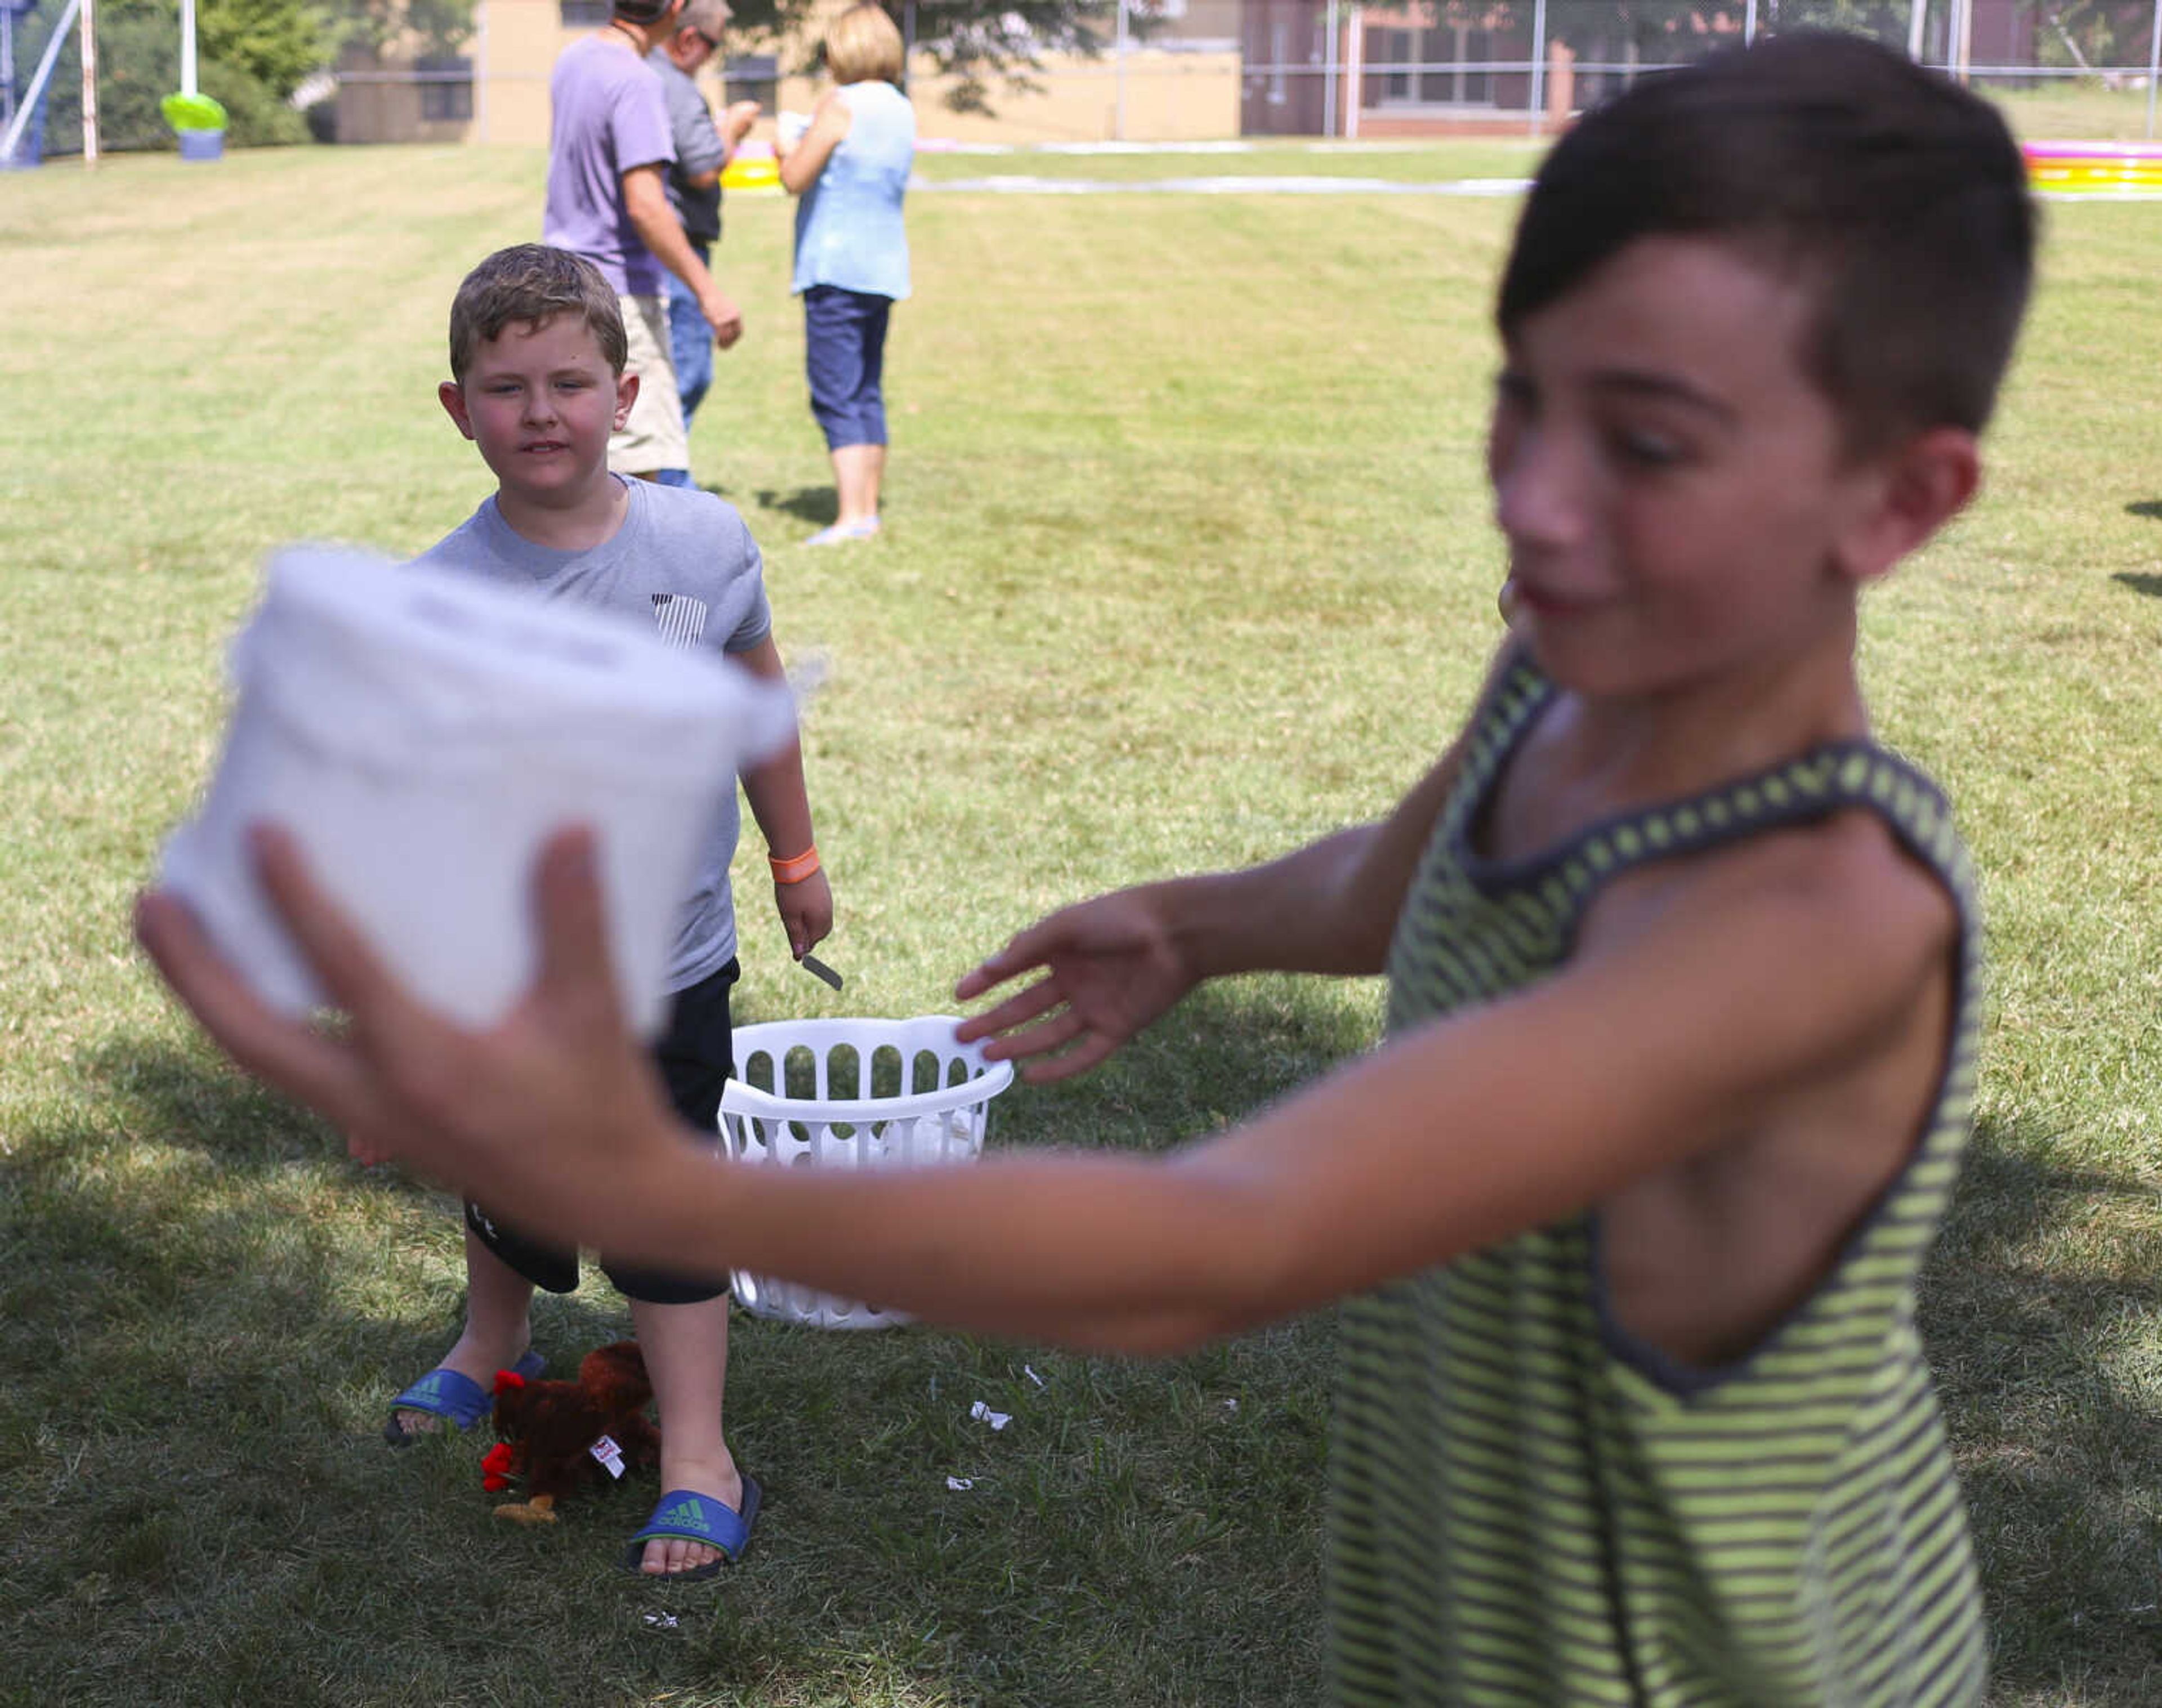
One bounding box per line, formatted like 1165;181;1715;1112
160;545;797;1037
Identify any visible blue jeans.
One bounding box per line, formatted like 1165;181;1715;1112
657;241;713;489
803;284;892;450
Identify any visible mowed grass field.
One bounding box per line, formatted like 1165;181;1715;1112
2;141;2160;1706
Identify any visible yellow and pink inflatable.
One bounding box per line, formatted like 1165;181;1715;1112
2023;141;2162;195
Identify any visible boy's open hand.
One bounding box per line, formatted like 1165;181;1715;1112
774;868;833;961
954;889;1196;1083
134;826;690;1257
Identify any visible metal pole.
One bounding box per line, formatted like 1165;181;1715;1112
1953;0;1972;81
2;11;15;133
1908;0;1927;62
1323;0;1337;137
1745;0;1757;46
1114;0;1127;141
2146;0;2160;139
1344;2;1361;139
474;0;487;142
1526;0;1545;137
180;0;195;93
902;0;915;93
79;0;97;164
2;0;79;160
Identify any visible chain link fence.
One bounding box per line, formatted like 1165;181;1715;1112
1242;0;2162;140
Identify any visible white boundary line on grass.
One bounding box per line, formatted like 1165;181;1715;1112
918;138;1472;155
906;175;2162;201
909;174;1536;196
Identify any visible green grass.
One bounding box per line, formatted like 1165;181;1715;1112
2;144;2161;1705
1987;80;2162;142
910;138;1548;182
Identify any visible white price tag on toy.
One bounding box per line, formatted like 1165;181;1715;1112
590;1434;627;1478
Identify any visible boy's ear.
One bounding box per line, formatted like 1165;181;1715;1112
1834;426;1981;588
614;370;638;432
439;380;477;442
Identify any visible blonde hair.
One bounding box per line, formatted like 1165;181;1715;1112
824;3;904;85
448;245;627;380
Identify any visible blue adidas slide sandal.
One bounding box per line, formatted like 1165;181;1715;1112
383;1348;544;1446
620;1477;762;1580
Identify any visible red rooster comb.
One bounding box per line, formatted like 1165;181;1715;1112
480;1441;519;1493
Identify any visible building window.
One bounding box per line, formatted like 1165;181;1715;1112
417;55;474;121
723;53;777;113
561;0;611;26
1374;26;1411;102
1373;25;1494;108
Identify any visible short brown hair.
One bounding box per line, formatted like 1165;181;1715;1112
1498;32;2033;455
448;245;628;381
825;3;904;85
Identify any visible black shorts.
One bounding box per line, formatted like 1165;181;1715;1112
464;958;738;1305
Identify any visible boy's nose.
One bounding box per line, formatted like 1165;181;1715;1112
1491;424;1588;553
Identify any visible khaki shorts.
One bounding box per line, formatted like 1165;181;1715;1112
610;292;690;476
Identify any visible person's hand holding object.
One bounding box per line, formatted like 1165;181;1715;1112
136;824;687;1256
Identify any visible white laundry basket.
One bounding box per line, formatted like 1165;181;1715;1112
718;1016;1013;1328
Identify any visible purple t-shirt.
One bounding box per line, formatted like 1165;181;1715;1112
543;34;676;297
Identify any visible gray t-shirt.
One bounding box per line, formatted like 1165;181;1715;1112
412;477;774;989
649;49;725;245
544;34;676;296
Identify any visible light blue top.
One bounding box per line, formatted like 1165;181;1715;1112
792;80;915;301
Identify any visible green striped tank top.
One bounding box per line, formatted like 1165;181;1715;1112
1326;655;1987;1707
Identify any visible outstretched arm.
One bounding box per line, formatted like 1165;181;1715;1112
955;642;1517;1081
136;810;1946;1356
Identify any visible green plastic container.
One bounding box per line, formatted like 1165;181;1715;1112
162;90;229;159
162;92;227;130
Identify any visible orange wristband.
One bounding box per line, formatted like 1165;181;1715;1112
769;845;821;885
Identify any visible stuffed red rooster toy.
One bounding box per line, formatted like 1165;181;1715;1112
483;1340;663;1525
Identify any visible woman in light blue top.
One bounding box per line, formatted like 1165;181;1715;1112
779;4;915;546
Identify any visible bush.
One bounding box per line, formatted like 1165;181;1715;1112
197;54;310;145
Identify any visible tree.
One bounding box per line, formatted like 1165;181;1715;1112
324;0;474;57
318;0;1124;112
1450;0;1913;58
2029;0;2158;71
797;0;1127;117
193;0;324;94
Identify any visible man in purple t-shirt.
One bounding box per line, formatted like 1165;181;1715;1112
544;0;743;480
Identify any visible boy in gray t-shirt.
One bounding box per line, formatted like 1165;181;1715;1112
386;244;832;1582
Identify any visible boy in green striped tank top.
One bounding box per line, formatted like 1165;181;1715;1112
141;30;2031;1708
